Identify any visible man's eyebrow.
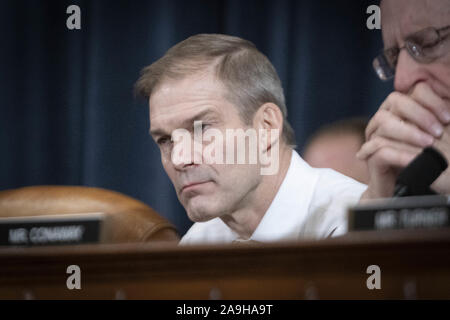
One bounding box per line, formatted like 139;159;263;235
181;109;219;127
149;108;219;138
149;127;166;138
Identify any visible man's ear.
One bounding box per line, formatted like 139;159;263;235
253;103;283;152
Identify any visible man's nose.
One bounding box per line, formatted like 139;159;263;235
172;152;193;171
394;50;428;93
172;139;203;171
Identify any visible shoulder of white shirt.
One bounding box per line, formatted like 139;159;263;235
179;150;367;245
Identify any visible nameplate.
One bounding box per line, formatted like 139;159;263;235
0;213;105;246
348;195;450;231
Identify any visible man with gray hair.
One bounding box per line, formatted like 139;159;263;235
136;34;366;244
358;0;450;199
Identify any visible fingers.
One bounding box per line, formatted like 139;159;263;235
360;146;418;199
410;82;450;125
357;136;422;161
390;93;444;138
371;91;446;139
362;83;450;198
365;109;435;148
369;146;418;172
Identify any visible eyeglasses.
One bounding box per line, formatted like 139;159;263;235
373;25;450;81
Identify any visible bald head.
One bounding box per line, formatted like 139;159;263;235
304;133;369;184
303;118;369;184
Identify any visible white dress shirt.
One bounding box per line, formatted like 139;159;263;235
179;150;367;245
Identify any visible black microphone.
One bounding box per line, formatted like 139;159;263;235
393;147;448;197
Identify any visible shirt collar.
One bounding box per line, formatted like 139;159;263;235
249;149;319;242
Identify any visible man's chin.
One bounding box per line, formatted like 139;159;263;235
187;210;218;223
185;200;220;222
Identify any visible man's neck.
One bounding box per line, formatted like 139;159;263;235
220;146;293;239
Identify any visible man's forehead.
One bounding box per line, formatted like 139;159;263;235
149;105;221;138
148;75;234;136
381;0;450;45
149;73;225;118
150;103;220;125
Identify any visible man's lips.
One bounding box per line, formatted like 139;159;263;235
181;181;211;193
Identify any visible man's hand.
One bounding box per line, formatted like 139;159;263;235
432;125;450;194
357;82;450;199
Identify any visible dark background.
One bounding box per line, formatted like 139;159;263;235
0;0;391;236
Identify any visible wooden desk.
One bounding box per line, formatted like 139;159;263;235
1;229;449;299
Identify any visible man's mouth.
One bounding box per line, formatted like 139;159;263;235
181;181;212;193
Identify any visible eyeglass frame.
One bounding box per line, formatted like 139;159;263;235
373;25;450;81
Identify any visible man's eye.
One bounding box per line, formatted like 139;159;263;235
157;137;171;145
194;123;211;132
408;29;440;52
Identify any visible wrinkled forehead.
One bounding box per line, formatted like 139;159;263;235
148;71;226;119
381;0;450;46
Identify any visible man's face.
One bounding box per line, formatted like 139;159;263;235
381;0;450;98
149;71;262;222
